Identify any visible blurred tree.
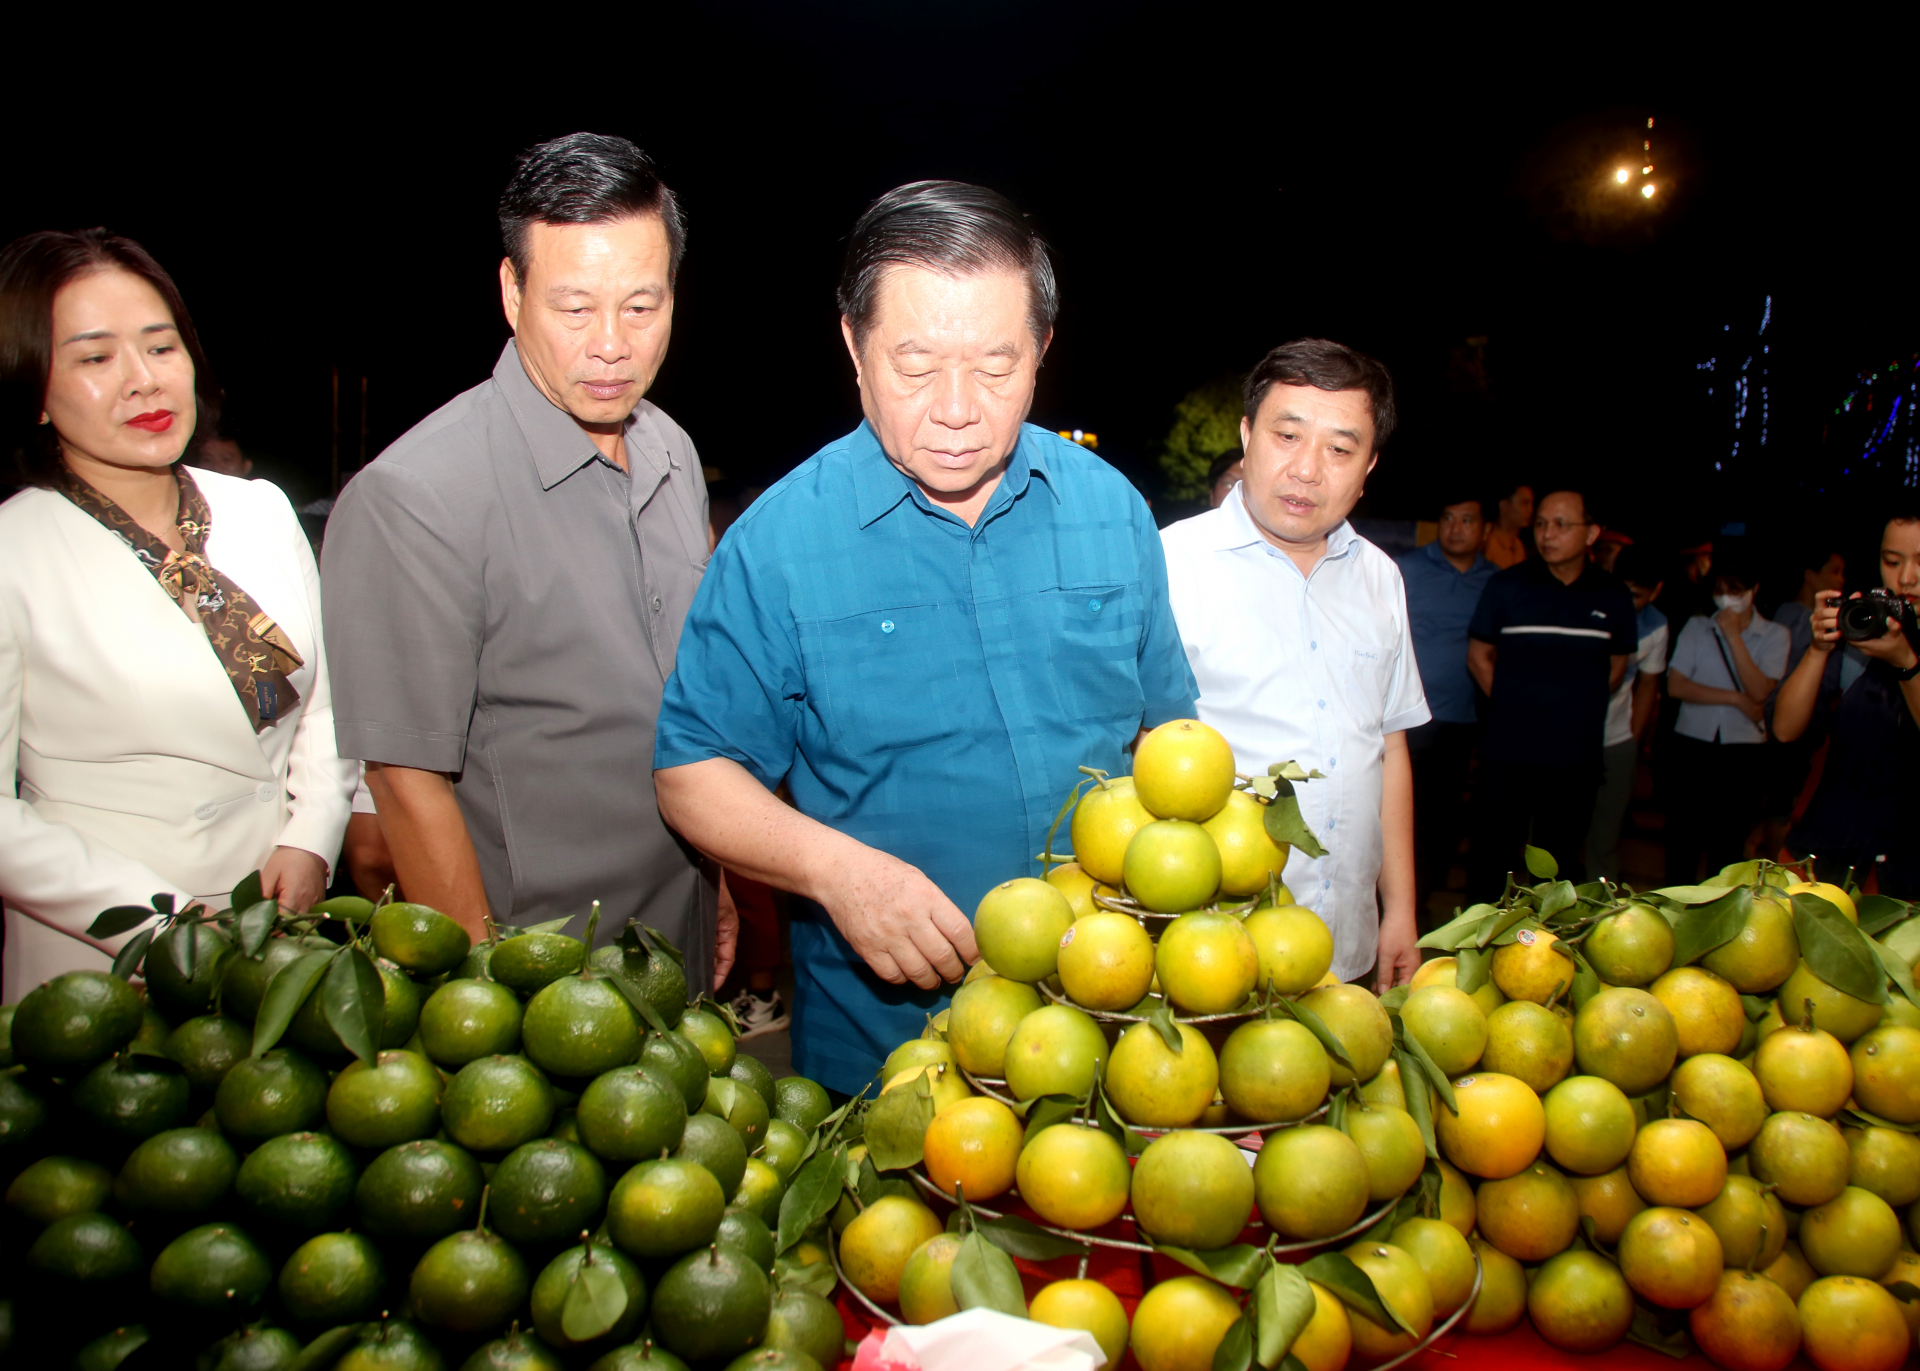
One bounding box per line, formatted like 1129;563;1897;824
1158;376;1244;502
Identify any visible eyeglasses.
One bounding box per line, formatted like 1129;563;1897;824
1533;518;1588;534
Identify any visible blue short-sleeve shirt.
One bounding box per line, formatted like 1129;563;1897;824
1395;541;1497;725
655;421;1197;1093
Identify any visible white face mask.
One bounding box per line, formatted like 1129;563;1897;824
1713;591;1753;614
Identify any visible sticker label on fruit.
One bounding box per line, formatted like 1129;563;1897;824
1059;926;1076;949
1515;928;1537;946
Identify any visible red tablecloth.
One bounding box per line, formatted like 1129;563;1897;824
834;1288;1831;1371
828;1187;1838;1371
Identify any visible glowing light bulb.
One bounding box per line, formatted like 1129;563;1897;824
1615;168;1631;184
1641;183;1656;199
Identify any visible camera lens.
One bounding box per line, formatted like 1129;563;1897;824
1840;597;1892;642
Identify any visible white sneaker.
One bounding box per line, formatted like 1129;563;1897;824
731;988;791;1041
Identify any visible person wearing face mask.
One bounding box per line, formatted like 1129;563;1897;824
1661;550;1789;882
0;229;356;999
1773;514;1920;895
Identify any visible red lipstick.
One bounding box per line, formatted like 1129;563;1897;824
127;411;173;433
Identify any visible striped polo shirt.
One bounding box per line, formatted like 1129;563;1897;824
1469;559;1637;765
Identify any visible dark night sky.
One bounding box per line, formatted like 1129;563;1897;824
5;12;1913;568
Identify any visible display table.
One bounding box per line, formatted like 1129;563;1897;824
830;1261;1831;1371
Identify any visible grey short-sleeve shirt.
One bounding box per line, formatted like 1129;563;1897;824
322;341;713;982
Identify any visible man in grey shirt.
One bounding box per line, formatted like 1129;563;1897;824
322;134;722;987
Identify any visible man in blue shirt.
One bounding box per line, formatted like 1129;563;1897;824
1395;491;1496;921
653;183;1196;1094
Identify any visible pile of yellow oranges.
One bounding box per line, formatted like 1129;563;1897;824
838;718;1920;1371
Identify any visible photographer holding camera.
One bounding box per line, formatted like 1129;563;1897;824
1773;514;1920;895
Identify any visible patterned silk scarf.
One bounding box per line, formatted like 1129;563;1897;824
57;465;304;732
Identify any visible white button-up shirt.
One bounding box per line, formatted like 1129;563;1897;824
1161;488;1430;980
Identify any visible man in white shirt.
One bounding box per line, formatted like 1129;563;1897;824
1161;339;1429;991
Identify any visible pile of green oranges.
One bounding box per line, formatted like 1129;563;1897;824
0;903;844;1371
844;718;1920;1371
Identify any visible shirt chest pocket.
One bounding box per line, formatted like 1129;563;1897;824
1338;641;1394;720
1030;584;1145;721
797;602;988;753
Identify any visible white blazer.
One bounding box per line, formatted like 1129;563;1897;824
0;469;357;1001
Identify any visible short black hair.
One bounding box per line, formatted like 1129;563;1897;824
1207;449;1244;487
1436;492;1489;521
1713;545;1761;590
1538;487;1595;525
499;133;686;288
1614;545;1662;588
0;228;220;487
838;181;1058;351
1243;338;1397;452
1795;540;1845;574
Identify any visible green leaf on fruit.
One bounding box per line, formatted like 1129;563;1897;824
951;1231;1025;1317
1298;1252;1410;1334
1415;904;1497;952
1393;1049;1438;1159
1155;1243;1267;1289
230;871;264;917
323;947;386;1065
1211;1316;1253;1371
1792;891;1889;1003
110;927;155;982
1570;949;1605;1012
1148;998;1184;1052
1267;992;1353;1071
1669;886;1753;967
562;1258;630;1341
1858;895;1913;938
976;1215;1090;1262
1869;935;1920;1010
1397;1018;1458;1115
237;899;280;958
864;1083;934;1172
1262;780;1328;860
89;905;158;939
1523;846;1558;879
1255;1259;1318;1369
777;1144;847;1254
1021;1095;1082;1144
1455;945;1493;994
253;949;333;1056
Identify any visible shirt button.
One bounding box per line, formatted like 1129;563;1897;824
1317;699;1327;709
651;595;663;612
193;802;217;821
881;620;895;634
1089;599;1103;611
1310;641;1317;650
256;783;274;802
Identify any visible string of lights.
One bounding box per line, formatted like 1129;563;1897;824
1612;116;1659;199
1821;355;1920;488
1697;296;1771;473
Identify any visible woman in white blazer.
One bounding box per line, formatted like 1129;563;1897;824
0;228;357;1001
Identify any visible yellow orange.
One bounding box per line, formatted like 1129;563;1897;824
1435;1072;1546;1179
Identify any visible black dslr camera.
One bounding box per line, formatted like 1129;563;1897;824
1839;589;1920;644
